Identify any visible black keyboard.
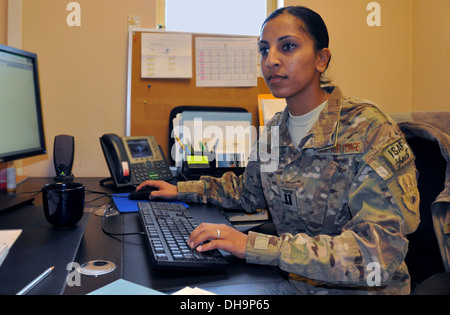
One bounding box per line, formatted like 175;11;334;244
138;201;228;270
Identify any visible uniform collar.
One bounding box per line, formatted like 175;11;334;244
275;86;342;150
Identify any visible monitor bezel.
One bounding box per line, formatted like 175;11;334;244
0;44;47;163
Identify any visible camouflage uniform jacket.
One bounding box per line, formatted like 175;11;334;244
177;86;420;294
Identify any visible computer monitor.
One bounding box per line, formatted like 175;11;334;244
0;44;46;212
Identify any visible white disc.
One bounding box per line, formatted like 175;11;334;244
78;260;116;277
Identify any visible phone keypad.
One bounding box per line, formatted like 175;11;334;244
131;162;173;184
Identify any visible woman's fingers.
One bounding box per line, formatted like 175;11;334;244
188;223;247;259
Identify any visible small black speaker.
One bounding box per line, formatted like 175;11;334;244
53;135;75;182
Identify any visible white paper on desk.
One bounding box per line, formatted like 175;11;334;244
0;230;21;267
196;37;258;87
88;279;165;295
172;286;216;295
141;33;192;78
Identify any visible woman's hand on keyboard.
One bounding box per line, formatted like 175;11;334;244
136;180;178;200
188;223;248;259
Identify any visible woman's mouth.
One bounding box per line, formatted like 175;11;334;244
267;75;287;84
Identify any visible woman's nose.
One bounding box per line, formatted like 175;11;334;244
265;49;280;68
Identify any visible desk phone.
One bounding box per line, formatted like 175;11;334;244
100;134;173;188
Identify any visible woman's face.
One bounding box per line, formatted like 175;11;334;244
259;13;327;102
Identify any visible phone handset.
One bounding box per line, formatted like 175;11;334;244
100;134;131;184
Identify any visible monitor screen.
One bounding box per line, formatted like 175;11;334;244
0;44;46;163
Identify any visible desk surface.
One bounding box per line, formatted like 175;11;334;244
0;177;292;295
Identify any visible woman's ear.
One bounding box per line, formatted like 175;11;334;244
316;48;331;73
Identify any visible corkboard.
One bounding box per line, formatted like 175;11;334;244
128;30;271;162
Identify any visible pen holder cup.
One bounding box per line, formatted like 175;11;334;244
42;182;85;228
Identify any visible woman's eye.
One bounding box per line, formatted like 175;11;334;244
259;47;269;55
282;43;296;51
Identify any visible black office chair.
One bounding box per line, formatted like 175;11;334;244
392;112;450;295
168;105;248;166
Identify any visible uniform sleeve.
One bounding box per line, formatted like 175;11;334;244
177;158;267;212
246;122;420;288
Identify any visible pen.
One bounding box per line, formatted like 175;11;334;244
175;135;191;155
174;135;185;149
16;266;55;295
184;144;191;155
213;138;219;153
184;139;193;155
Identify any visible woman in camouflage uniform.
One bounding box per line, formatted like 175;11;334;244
138;6;420;294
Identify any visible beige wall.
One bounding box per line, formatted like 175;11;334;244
0;0;448;178
285;0;450;112
412;0;450;111
285;0;413;112
0;0;6;44
4;0;157;177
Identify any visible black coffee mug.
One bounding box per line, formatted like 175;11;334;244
42;183;85;228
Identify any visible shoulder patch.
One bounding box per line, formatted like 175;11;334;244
382;138;414;170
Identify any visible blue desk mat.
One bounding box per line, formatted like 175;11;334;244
111;193;189;213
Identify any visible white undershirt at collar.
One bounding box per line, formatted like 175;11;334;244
288;101;327;148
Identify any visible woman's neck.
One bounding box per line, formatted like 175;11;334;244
286;86;328;116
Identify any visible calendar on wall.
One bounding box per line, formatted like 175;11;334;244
195;37;258;87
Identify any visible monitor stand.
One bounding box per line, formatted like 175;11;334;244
0;193;35;213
